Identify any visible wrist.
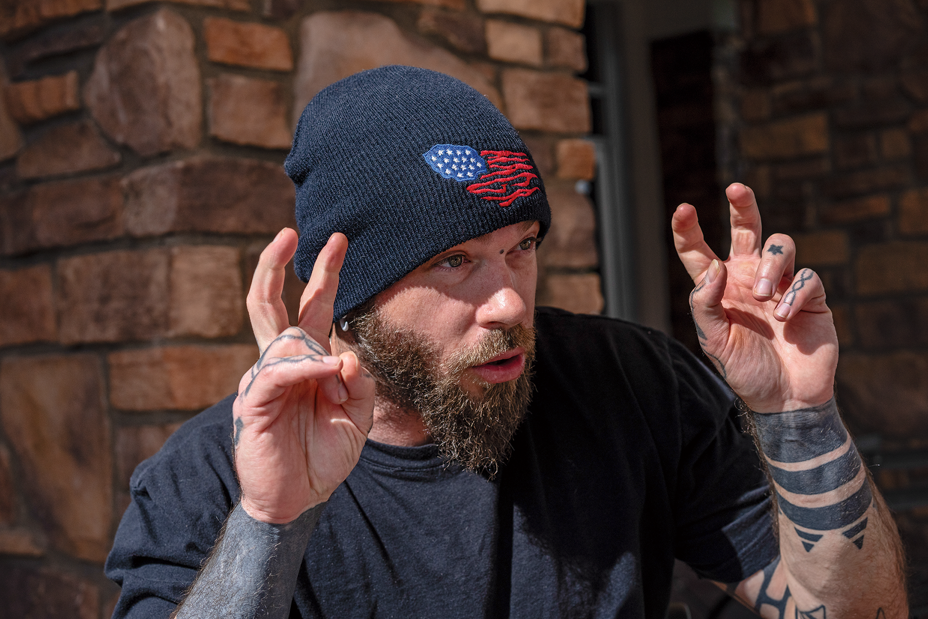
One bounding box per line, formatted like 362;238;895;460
240;495;329;525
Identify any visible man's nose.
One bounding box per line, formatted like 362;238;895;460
475;276;528;330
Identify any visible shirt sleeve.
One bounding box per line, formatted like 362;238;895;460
105;396;240;618
665;337;779;583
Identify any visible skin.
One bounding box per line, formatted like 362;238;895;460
229;182;905;616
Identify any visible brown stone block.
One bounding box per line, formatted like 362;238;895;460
294;12;502;119
0;355;112;561
830;303;853;347
0;64;23;161
555;138;595;180
501;68;589;133
124;157;295;237
833;100;912;129
85;9;201;157
910;110;928;133
837;352;928;437
856;298;928;348
0;528;45;556
366;0;465;8
204;18;293;72
833;134;877;170
0;265;56;347
0;191;38;256
538;182;598;269
915;134;928;181
109;344;257;411
16;120;120;179
107;0;249;10
823;0;922;72
58;249;170;344
521;135;553;178
417;8;484;54
823;166;908;199
6;21;106;77
744;165;771;199
0;0;102;40
4;71;80;124
773;157;829;181
756;0;816;34
880;128;911;160
900;188;928;235
0;565;98;619
116;423;182;487
793;230;849;266
537;273;603;314
208;75;292;149
740;32;815;83
901;70;928;103
30;175;124;248
476;0;584;28
546;27;585;73
169;245;244;338
263;0;302;19
819;194;890;224
485;19;542;66
0;444;14;525
771;78;855;116
740;114;828;160
741;89;771;122
856;242;928;295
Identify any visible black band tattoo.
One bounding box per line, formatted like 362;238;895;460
777;480;873;531
767;445;862;495
754;557;791;618
768;245;784;255
752;399;848;463
233;417;244;448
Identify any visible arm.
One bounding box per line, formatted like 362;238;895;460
173;230;374;618
672;183;907;618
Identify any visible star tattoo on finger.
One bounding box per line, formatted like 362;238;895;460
767;244;784;255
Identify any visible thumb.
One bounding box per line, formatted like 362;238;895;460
689;259;730;348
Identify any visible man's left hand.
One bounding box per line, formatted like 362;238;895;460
672;182;838;413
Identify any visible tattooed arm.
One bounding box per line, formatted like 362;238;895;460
172;230;374;618
672;184;907;618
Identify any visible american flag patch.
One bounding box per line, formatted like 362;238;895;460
423;144;540;208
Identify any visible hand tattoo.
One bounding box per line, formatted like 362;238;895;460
768;245;784;255
244;330;331;397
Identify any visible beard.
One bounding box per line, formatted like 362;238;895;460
349;308;536;478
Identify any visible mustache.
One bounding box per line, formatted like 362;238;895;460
443;324;536;377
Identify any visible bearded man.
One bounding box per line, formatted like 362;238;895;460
106;66;906;619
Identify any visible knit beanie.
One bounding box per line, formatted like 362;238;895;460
286;65;551;320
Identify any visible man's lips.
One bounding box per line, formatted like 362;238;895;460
469;348;525;384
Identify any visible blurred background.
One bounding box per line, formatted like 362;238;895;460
1;0;928;616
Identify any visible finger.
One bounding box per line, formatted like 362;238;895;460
726;183;763;258
672;202;720;282
237;354;343;409
773;268;828;321
689;259;731;347
338;351;375;434
247;229;300;352
298;233;349;349
753;233;796;301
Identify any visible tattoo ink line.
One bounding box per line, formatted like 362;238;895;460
783;268;813;307
768;245;784;255
688;278;728;378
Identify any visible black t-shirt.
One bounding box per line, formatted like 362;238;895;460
106;308;778;618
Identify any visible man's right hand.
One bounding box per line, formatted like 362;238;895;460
233;229;374;524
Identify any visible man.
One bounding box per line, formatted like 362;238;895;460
106;66;906;618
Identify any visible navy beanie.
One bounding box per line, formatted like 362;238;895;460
285;65;551;320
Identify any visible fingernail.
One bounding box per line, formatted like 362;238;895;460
775;302;790;319
705;259;720;284
337;379;348;403
754;278;773;297
322;356;340;365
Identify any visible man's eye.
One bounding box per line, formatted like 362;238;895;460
518;237;537;251
443;255;464;268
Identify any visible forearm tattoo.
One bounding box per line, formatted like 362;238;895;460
173;502;325;619
751;398;872;549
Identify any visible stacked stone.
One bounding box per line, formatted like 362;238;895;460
0;0;595;614
729;0;928;600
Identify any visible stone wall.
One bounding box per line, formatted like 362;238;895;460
730;0;928;605
0;0;594;615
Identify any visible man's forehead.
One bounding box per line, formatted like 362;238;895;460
439;220;539;254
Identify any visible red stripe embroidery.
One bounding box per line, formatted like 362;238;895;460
467;150;540;207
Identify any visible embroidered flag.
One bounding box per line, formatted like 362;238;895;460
423;144;540;208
